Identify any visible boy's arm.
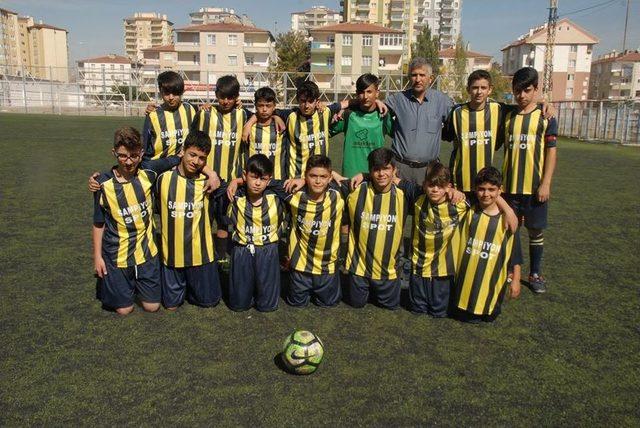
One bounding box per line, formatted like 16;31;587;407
442;107;456;142
141;115;154;163
92;190;107;277
538;119;558;203
382;109;394;136
268;179;294;202
329;118;345;137
143;155;181;174
496;196;518;233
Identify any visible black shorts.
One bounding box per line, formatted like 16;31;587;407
409;274;454;317
228;242;280;312
161;262;222;308
505;194;548;230
98;256;161;309
348;274;400;309
287;270;341;308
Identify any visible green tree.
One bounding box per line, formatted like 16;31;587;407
411;25;440;70
272;31;310;72
488;62;511;102
111;85;149;101
452;35;468;101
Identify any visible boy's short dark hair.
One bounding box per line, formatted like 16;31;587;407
368;148;395;171
215;75;240;99
183;130;211;155
424;161;451;187
296;81;320;101
246;154;274;177
305;154;332;173
467;70;492;88
356;73;379;94
114;126;142;151
254;87;277;104
512;67;539;92
157;71;184;96
474;167;502;188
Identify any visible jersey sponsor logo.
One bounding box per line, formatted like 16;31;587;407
508;134;536;150
462;130;492;147
360;211;397;231
464;237;500;259
118;201;150;224
168;200;205;218
244;224;277;242
296;215;331;236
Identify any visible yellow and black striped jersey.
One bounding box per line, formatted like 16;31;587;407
228;186;289;246
142;102;196;161
156;169;224;268
244;121;287;180
343;180;416;280
445;101;505;192
411;197;469;277
282;103;341;178
288;187;345;275
93;168;158;268
453;208;514;316
502;107;558;195
196;107;250;181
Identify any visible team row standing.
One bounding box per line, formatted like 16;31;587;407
90;58;557;322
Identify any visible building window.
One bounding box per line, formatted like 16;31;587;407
566;87;573;97
326;57;334;67
567;74;575;81
343;34;352;46
228;55;238;66
569;59;576;68
228;34;237;46
363;56;372;66
246;55;254;65
570;45;578;53
207;34;216;46
207;54;216;64
163;53;173;60
363;35;372;46
380;34;403;46
341;55;352;66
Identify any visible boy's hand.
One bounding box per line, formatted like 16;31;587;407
541;101;556;119
375;100;388;117
199;103;212;111
242;116;258;141
203;170;221;194
350;173;364;190
274;115;286;134
226;177;242;201
88;172;101;192
537;182;551;203
145;103;157;115
284;178;305;193
509;279;521;300
94;256;107;278
446;187;466;204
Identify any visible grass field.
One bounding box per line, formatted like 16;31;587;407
0;113;639;426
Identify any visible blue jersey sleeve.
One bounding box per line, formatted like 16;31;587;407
398;179;423;205
267;179;293;203
141;155;180;173
142;115;154;162
545;118;558;148
92;172;111;224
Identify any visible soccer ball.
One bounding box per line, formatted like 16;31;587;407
281;330;324;375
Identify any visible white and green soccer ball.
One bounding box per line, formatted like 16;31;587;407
281;330;324;375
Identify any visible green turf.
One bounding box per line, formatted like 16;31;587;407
1;113;639;426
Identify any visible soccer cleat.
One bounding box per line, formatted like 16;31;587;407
528;273;546;294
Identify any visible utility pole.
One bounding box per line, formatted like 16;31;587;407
622;0;630;51
543;0;558;100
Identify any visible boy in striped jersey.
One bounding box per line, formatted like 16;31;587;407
93;127;182;315
503;68;558;293
453;167;518;322
156;131;230;310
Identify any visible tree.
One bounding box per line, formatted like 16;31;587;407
488;62;511;102
451;35;468;102
111;84;149;101
411;25;440;70
272;31;310;73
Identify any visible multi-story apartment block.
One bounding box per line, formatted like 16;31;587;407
77;54;133;95
189;7;254;27
501;18;598;101
291;6;341;34
17;16;69;82
439;48;492;73
310;23;404;89
124;13;174;61
340;0;462;59
589;50;640;100
0;8;22;75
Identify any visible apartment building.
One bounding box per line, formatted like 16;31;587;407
310;23;404;90
0;8;22;75
17;16;69;82
124;13;174;61
589;50;640;100
501;18;598;101
189;7;254;27
340;0;462;58
291;6;341;33
439;48;492;73
77;54;133;95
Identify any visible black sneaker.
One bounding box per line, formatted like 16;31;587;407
528;273;547;293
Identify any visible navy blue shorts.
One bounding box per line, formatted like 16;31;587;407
161;262;222;308
287;270;341;307
409;274;454;317
98;255;161;309
228;242;280;312
348;274;400;309
505;194;548;230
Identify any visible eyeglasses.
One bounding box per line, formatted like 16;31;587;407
114;152;142;162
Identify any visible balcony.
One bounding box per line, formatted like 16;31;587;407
175;42;200;52
379;44;403;52
310;63;334;72
311;41;335;50
243;43;271;53
390;15;404;21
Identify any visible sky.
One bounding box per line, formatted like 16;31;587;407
1;0;638;64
